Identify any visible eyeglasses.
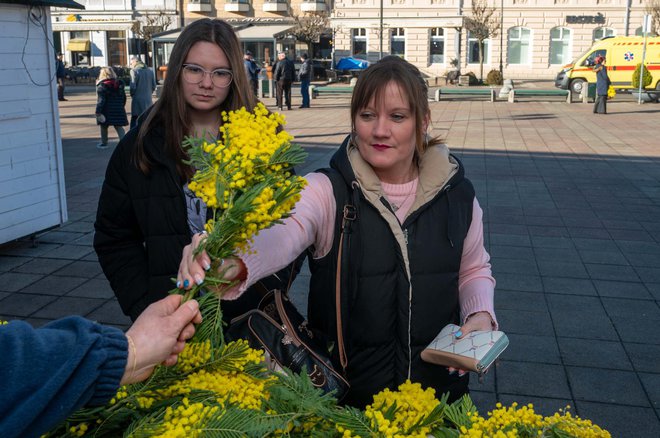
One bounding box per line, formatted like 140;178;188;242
182;64;233;88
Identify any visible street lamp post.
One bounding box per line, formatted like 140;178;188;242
499;0;504;75
379;0;384;59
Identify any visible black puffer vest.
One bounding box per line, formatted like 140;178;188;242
307;137;475;407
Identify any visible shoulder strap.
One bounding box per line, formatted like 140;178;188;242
316;168;358;373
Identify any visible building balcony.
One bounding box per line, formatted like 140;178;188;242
300;0;325;12
225;0;249;12
188;0;212;12
262;0;287;12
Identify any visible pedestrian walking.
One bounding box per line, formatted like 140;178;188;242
95;67;128;149
129;56;156;129
593;55;610;114
298;53;311;108
243;50;260;98
56;52;67;101
274;51;294;111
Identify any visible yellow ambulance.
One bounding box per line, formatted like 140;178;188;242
554;36;660;95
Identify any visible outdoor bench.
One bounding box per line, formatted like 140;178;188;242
508;89;571;103
310;85;354;99
434;88;497;102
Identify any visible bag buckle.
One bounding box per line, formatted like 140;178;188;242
343;204;356;221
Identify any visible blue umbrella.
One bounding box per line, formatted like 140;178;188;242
335;57;369;70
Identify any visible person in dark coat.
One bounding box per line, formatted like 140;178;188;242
94;19;300;323
593;55;611;114
95;67;128;149
129;56;156;129
243;50;260;97
298;53;312;108
179;56;497;408
56;52;66;101
274;51;295;110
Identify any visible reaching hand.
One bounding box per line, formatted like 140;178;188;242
176;232;246;294
121;295;202;385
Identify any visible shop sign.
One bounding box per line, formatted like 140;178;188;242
566;13;605;24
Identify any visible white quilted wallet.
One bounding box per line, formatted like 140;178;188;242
420;324;509;374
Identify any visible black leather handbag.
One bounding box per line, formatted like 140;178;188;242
225;289;349;400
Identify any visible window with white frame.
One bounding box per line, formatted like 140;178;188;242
391;28;405;57
508;27;531;64
593;27;615;41
549;27;571;65
468;32;489;64
352;28;367;59
430;28;445;64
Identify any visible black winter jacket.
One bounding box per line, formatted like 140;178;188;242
95;79;128;127
308;137;475;407
94;123;189;320
274;58;295;82
94;121;301;321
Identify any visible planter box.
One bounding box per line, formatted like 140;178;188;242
458;75;471;86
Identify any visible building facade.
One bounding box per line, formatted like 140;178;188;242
330;0;653;80
181;0;333;67
51;0;178;69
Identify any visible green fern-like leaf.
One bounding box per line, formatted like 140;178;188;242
332;405;377;437
193;292;225;347
443;394;477;429
199;405;284;437
264;369;339;420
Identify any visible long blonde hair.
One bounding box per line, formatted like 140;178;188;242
97;67;116;83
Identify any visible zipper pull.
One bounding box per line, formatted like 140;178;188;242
281;324;293;345
403;228;409;245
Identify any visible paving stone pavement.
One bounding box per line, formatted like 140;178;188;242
2;85;660;437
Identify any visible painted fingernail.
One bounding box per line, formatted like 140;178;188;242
183;279;190;288
194;275;204;286
204;262;211;271
455;330;463;338
176;280;181;288
458;371;466;377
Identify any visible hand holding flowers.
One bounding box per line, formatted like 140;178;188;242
174;102;307;301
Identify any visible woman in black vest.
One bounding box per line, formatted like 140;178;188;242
179;56;497;408
94;19;296;323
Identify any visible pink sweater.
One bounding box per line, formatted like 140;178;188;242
230;172;497;327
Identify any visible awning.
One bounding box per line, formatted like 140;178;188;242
0;0;84;9
237;24;296;40
150;23;295;45
66;39;90;51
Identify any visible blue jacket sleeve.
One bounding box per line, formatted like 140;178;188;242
0;317;128;438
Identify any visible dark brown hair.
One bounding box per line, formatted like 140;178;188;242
350;56;442;156
134;19;256;179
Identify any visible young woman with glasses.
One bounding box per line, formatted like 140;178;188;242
93;19;259;321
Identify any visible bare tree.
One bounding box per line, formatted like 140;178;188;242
645;0;660;35
288;11;330;47
464;0;501;82
131;11;174;62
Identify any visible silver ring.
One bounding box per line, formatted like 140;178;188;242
219;258;225;267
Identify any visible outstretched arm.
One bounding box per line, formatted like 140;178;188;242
0;295;201;438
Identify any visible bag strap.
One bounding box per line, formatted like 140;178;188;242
335;181;359;373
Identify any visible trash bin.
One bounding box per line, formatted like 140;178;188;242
261;79;269;97
585;82;597;102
